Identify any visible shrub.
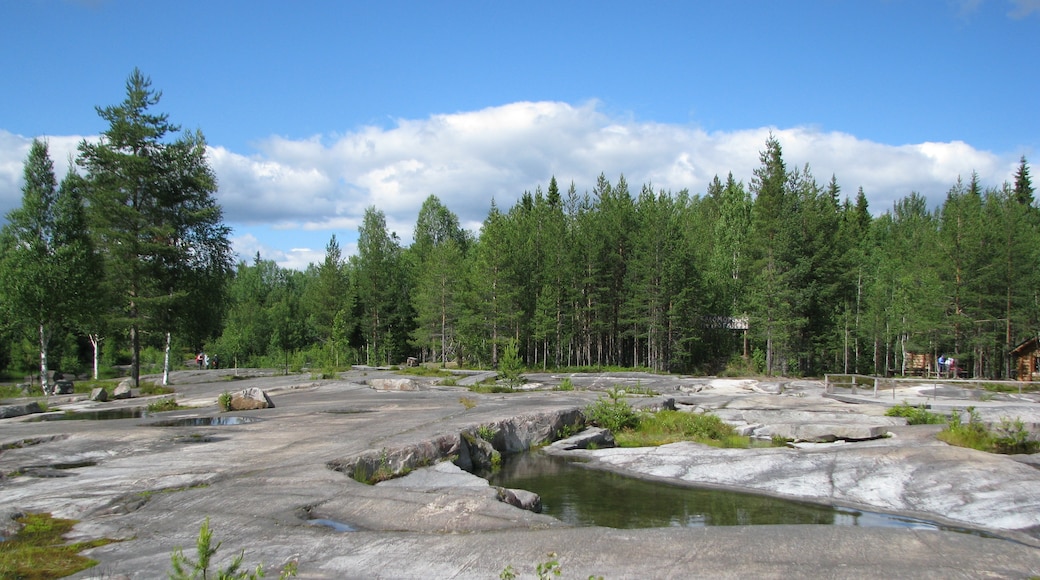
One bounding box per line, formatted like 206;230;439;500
477;424;498;442
170;517;297;580
937;407;1038;454
584;387;639;434
885;402;945;425
218;391;233;412
555;377;575;391
147;397;180;413
614;409;745;448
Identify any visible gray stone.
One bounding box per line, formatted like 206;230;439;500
758;423;889;442
229;387;274;410
368;378;421;391
545;427;615;451
755;381;786;394
112;383;133;399
497;487;542;512
90;387;109;402
54;380;74;395
0;401;43;419
461;430;500;472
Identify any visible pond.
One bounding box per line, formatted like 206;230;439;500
145;416;263;427
484;452;994;535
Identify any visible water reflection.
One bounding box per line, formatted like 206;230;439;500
486;452;988;534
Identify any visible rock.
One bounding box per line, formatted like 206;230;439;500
497;487;542;512
0;401;43;419
497;409;584;453
461;431;500;472
90;387;109;402
755;381;786;394
758;423;890;443
631;396;676;412
545;427;615;451
378;461;488;490
112;383;133;399
229;387;274;410
368;378;421;391
54;380;75;395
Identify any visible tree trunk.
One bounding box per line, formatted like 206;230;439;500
89;334;101;380
162;331;172;386
39;323;49;395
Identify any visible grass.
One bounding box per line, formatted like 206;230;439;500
937;407;1039;454
146;397;185;413
458;396;477;409
467;383;516;394
0;512;118;579
885;402;946;425
396;366;456;378
615;410;748;448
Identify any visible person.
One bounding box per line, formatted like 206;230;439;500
937;355;946;375
203;353;209;369
212;355;219;370
196;353;203;370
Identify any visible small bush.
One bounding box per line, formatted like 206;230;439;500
147;397;180;413
477;424;498;442
170;517;297;580
555;377;575;391
459;396;477;409
584;387;639;434
615;409;745;448
218;391;233;412
139;382;175;396
886;402;945;425
937;407;1038;454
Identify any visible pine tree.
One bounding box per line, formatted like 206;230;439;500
78;69;232;386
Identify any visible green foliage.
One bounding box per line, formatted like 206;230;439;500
614;409;745;448
477;424;498;442
147;397;181;413
500;552;601;580
0;512;117;579
218;391;233;412
885;402;946;425
584;387;639;433
169;517;297;580
458;396;477;410
555;377;575;391
938;407;1039;454
497;338;524;388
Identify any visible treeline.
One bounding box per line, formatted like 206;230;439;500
210;137;1039;378
2;72;1038;380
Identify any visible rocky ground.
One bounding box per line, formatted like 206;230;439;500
1;369;1039;578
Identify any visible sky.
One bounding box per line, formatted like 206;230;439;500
2;0;1038;270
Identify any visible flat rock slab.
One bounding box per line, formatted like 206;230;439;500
1;369;1039;578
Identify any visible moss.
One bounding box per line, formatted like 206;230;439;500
0;512;119;580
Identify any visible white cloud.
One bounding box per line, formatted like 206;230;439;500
0;103;1027;269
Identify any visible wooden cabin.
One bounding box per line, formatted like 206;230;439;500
1011;337;1040;382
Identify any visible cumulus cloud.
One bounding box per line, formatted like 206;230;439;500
207;101;1018;239
0;103;1026;267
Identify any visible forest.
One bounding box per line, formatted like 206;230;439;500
2;71;1038;382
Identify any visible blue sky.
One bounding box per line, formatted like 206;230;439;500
2;0;1038;269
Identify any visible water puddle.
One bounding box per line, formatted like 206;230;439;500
484;452;1001;537
307;518;356;532
146;416;263;427
28;408;148;421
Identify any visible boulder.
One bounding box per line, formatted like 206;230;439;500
368;378;421;391
545;427;615;451
0;401;43;419
90;387;109;402
54;380;75;395
461;430;500;472
497;487;542;512
229;387;274;411
112;383;133;400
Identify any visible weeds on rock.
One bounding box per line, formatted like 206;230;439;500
499;552;602;580
0;512;118;579
218;391;233;412
169;517;297;580
477;424;498;442
584;387;639;433
459;396;477;410
555;378;575;391
885;402;945;425
146;397;181;413
938;407;1039;454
